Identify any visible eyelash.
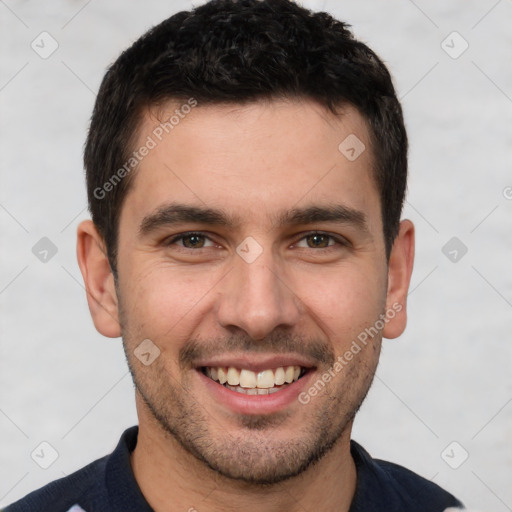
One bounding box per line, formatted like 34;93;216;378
164;231;350;251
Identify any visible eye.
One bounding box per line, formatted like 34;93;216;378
294;232;348;250
165;232;216;249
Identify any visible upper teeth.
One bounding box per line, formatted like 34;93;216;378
205;366;302;389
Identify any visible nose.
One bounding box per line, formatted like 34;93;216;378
215;249;302;341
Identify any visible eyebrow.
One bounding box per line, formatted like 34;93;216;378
138;202;370;237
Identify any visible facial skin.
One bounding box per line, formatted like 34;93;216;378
77;99;414;512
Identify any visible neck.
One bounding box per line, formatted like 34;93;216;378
130;405;357;512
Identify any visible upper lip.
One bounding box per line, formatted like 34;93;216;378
194;354;316;373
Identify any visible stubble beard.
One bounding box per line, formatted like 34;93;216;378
116;279;382;485
122;336;380;485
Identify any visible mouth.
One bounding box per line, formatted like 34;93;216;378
200;365;310;395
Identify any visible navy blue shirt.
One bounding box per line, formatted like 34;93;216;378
3;426;463;511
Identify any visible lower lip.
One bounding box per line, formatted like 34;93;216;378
196;369;315;415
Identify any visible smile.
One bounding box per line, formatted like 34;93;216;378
201;366;308;395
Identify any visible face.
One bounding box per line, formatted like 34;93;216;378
114;99;391;484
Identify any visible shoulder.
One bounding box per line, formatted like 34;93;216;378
350;440;464;511
3;426;140;512
3;455;109;512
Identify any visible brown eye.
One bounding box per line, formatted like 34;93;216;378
293;232;350;252
295;232;344;249
305;233;332;248
181;234;206;248
166;232;215;249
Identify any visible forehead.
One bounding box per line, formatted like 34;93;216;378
121;98;381;234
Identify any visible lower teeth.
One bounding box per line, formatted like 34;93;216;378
223;383;287;395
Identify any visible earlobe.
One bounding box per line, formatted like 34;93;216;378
76;220;121;338
382;219;415;340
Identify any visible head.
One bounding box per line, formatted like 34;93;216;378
77;0;414;485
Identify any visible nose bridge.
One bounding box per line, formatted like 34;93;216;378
216;245;300;340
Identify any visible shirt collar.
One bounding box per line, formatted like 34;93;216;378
105;425;154;511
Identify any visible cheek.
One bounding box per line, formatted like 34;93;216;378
291;265;386;342
120;261;218;341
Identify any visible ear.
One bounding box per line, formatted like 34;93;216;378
382;219;415;339
76;220;121;338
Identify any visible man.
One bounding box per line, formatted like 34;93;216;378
4;0;464;510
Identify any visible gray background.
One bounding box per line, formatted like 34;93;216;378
1;0;511;509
